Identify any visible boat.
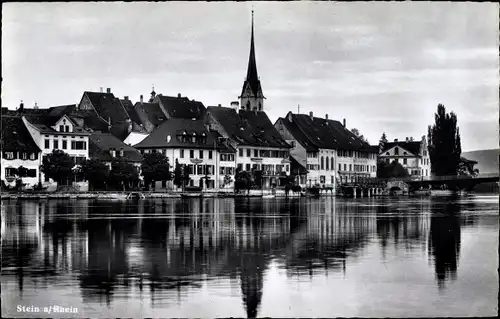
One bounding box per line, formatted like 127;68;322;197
262;194;275;199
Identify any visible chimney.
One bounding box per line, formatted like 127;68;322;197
100;87;103;93
405;137;409;142
218;103;221;107
34;102;38;109
394;138;398;142
140;95;143;103
325;114;328;120
343;118;346;127
106;88;111;93
19;100;24;113
119;148;124;157
177;93;181;98
309;111;313;120
124;96;129;101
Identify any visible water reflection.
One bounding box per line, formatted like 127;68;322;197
1;196;495;317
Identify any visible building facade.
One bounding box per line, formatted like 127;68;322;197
378;136;431;178
22;112;90;190
1;115;42;188
275;111;378;190
134;118;236;190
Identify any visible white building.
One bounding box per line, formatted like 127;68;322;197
134;118;236;190
378;136;431;178
22;111;90;190
1;114;42;189
275;111;378;189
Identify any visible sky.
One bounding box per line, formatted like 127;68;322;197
2;2;499;152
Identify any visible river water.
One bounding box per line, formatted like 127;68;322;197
1;195;498;318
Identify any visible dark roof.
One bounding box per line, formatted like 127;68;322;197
280;113;374;152
48;104;76;118
135;102;166;126
89;133;143;162
381;141;421;155
290;155;307;174
120;99;142;125
207;107;290;148
84;91;129;125
0;116;41;153
156;95;206;120
134;118;234;152
24;109;89;135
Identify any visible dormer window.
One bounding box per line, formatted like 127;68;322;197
119;148;124;157
192;133;196;143
394;147;399;155
5;152;14;159
59;125;64;132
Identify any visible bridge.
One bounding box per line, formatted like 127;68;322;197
339;173;499;195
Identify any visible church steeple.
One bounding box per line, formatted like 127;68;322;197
240;10;265;112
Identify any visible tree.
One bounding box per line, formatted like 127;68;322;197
141;152;171;190
351;128;369;144
16;166;28;190
78;159;109;190
173;159;183;189
222;174;233;188
427;104;462;176
457;157;479;177
41;150;74;185
109;158;139;190
380;132;388;144
252;169;263;189
377;160;409;179
234;170;251;194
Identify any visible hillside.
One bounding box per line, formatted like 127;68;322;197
462;149;499;174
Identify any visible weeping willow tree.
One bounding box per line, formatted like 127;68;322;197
427;104;462;176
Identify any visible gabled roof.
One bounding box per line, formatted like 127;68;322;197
120;99;142;125
278;113;372;152
290;155;307;175
381;141;421;156
89;132;143;163
156;95;206;119
135;102;165;127
83;91;129;124
0;116;41;153
23;108;90;135
207;106;290;148
134;118;234;152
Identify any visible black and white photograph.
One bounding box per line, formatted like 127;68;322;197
1;1;498;318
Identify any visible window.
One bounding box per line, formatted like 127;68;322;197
188;165;194;174
199;150;204;159
5;152;14;160
344;164;347;171
394;147;399;155
180;149;184;158
29;153;35;160
62;140;67;149
254;149;258;157
5;167;16;177
65;126;70;132
71;141;86;150
285;165;289;172
403;158;407;165
45;139;50;149
403;152;407;155
21;152;27;160
349;164;352;171
190;150;194;158
209;151;213;159
321;156;324;170
246;149;251;157
338;163;341;171
386;158;390;163
59;125;64;132
331;158;334;170
237;163;243;171
325;156;329;170
245;164;251;171
53;140;59;149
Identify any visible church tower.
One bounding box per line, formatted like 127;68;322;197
239;10;265;112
